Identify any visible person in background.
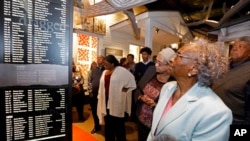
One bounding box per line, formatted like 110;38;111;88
72;61;85;121
119;57;127;68
125;53;136;121
212;36;250;125
88;61;97;85
152;55;157;64
134;48;176;141
132;47;155;122
88;55;105;134
126;54;136;74
88;61;97;83
147;38;232;141
134;47;155;83
97;55;136;141
90;61;97;71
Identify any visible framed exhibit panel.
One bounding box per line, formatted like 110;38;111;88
93;17;106;35
72;32;98;81
73;6;94;32
0;0;73;140
73;0;106;35
105;48;123;60
129;44;140;63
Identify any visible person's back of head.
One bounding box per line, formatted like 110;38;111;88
120;57;127;67
104;55;120;68
90;61;97;70
97;55;105;66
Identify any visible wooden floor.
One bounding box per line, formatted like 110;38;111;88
72;104;138;141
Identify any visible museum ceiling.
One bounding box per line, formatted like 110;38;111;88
82;0;250;40
143;0;250;38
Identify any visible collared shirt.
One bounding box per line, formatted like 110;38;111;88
230;58;250;69
134;61;155;82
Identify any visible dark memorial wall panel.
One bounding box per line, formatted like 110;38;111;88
0;0;72;141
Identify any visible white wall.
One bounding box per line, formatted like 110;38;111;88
99;22;164;61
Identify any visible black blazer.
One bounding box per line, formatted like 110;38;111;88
134;65;156;103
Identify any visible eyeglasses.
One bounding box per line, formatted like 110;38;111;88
176;53;194;60
155;60;168;66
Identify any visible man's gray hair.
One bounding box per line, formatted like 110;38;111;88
236;36;250;46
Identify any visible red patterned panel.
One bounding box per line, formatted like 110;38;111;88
81;64;89;77
92;51;97;61
77;48;89;61
78;34;89;46
91;37;98;48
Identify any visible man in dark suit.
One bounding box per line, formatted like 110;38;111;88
88;55;105;134
212;36;250;125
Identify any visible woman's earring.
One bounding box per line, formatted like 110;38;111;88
188;73;192;77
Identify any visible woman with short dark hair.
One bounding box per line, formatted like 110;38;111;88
97;55;136;141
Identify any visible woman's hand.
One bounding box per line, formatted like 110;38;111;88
73;84;81;91
140;95;156;108
122;87;129;92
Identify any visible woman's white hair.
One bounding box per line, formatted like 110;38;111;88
186;38;229;86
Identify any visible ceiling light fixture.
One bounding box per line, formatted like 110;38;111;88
155;28;159;34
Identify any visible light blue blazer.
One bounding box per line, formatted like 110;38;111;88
147;81;232;141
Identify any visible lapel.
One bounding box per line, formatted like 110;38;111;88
137;65;156;90
153;82;202;135
151;82;176;135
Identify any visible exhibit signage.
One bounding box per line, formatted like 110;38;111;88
0;0;72;140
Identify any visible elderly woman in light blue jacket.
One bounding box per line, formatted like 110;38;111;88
147;39;232;141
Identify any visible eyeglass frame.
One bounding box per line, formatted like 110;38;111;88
155;59;168;66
